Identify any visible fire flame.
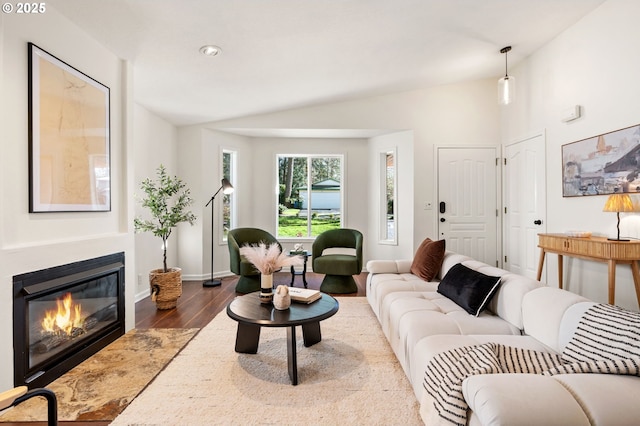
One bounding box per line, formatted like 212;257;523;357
41;293;83;335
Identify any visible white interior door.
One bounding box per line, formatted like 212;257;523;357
437;147;499;265
503;133;547;279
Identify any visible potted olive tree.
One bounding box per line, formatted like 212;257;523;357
134;165;197;309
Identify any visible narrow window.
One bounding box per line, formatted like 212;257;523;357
222;150;236;241
380;150;397;244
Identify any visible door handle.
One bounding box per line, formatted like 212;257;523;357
440;218;446;222
534;219;542;225
439;202;446;214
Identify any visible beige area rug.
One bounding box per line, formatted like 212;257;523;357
111;298;422;426
0;328;198;422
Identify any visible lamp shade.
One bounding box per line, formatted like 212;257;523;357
603;193;638;241
221;178;234;195
498;75;515;105
603;193;636;212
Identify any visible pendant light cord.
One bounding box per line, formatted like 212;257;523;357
500;46;512;78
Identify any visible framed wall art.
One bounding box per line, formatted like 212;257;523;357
562;124;640;197
28;43;111;212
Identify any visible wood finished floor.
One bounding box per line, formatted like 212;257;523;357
2;272;367;426
136;271;366;329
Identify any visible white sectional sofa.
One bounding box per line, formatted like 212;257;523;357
367;250;640;425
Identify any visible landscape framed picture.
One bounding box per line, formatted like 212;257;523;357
562;124;640;197
28;43;111;212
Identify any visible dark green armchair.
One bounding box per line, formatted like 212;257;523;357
312;228;363;294
228;227;282;293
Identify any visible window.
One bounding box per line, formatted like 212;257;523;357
222;150;236;241
380;150;396;244
277;155;343;238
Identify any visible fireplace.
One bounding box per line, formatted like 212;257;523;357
13;252;125;388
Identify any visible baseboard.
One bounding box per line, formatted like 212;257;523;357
135;288;150;303
182;270;231;281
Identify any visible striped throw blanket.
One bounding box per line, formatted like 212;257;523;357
423;304;640;426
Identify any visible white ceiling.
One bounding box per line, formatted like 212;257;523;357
49;0;606;127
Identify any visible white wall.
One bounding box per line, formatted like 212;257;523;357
133;104;178;298
198;78;500;257
0;7;135;389
175;130;370;276
176;128;255;280
189;1;640;313
503;0;640;310
368;131;415;260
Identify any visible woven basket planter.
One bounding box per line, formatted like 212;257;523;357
150;268;182;310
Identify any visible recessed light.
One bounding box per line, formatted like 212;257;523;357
199;45;222;57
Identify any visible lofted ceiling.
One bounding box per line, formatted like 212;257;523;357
49;0;606;127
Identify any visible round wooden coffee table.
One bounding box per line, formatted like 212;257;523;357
226;291;339;385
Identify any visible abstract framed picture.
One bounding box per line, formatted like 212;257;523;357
28;43;111;212
562;124;640;197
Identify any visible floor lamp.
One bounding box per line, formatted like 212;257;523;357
203;178;234;287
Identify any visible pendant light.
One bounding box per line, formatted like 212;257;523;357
498;46;515;105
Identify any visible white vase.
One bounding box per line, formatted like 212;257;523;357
259;274;273;304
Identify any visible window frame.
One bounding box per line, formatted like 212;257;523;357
276;153;345;239
379;148;397;245
221;149;236;243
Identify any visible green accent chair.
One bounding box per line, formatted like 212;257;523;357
228;227;282;293
312;228;363;294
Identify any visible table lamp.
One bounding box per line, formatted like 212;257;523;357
602;193;637;241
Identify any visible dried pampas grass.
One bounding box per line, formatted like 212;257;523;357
239;242;304;275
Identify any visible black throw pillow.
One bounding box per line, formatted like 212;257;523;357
437;263;502;316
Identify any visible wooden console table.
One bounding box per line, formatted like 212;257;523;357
537;233;640;307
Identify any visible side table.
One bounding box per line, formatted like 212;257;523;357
537;233;640;307
289;250;310;288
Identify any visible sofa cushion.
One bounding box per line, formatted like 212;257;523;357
562;303;640;363
558;302;594;351
458;262;541;330
461;374;591;426
552;374;640;425
365;272;437;319
366;259;413;274
389;295;521;377
410;238;445;281
438;252;473;279
522;287;592;353
437;263;501;316
410;334;551;400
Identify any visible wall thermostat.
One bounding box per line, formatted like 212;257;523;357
561;105;581;122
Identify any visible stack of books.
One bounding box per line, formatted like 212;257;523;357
288;287;321;304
